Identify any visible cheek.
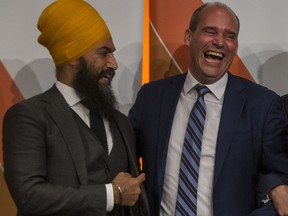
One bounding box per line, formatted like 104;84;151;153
191;38;207;55
90;60;105;73
93;65;102;73
226;42;238;54
190;43;201;57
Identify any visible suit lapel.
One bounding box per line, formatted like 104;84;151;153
42;86;88;184
156;74;186;194
113;113;151;215
113;113;138;175
213;73;247;185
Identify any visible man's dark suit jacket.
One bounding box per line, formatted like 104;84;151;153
281;94;288;155
3;85;149;216
282;94;288;118
129;72;288;216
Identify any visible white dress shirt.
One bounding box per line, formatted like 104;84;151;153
55;81;114;211
160;72;227;216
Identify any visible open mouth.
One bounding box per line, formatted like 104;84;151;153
103;75;112;83
204;51;224;61
98;69;115;85
99;75;112;85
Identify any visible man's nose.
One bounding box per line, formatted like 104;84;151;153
213;34;224;47
107;53;118;70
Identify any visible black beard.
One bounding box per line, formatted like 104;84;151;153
73;57;118;121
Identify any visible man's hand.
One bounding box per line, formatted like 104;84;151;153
112;172;145;206
271;185;288;216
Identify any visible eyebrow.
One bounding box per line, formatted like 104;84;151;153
97;46;115;53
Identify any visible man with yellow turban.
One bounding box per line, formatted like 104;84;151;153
3;0;149;215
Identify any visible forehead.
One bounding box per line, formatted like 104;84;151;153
198;5;238;32
96;38;115;50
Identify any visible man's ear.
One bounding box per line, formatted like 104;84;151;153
184;29;192;46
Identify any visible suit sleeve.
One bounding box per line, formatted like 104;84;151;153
281;95;288;119
3;102;107;216
257;97;288;199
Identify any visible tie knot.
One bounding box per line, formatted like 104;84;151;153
80;98;90;108
195;84;209;97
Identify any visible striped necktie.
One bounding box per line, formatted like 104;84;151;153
175;84;210;216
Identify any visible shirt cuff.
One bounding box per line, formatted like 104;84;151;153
105;183;114;212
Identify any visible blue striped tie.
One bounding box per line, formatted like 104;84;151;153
175;84;210;216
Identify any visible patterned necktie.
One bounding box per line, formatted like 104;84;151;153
175;84;210;216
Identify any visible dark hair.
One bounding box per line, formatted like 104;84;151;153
189;2;240;34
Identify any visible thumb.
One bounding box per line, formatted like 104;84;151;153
136;173;145;184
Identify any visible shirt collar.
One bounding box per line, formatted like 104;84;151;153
183;70;228;100
55;81;83;107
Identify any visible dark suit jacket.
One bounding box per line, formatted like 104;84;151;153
3;85;149;216
282;94;288;119
281;94;288;154
129;72;288;216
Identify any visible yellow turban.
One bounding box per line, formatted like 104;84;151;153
37;0;111;66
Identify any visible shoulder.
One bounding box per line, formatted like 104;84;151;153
4;87;56;119
228;73;279;99
143;73;186;89
136;73;186;99
6;93;44;114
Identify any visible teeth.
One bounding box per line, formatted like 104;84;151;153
206;51;223;58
